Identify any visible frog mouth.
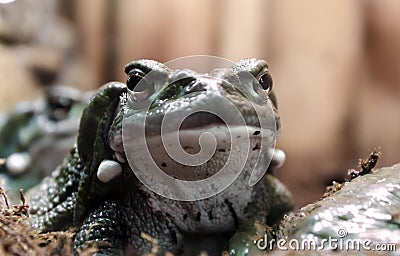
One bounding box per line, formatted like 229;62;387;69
161;124;270;151
118;104;278;158
102;121;283;185
107;118;276;173
178;112;225;130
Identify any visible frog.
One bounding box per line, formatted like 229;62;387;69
28;59;294;255
0;86;90;196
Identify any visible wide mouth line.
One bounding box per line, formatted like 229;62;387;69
113;124;270;161
144;124;270;143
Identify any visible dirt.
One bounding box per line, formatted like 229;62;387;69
0;187;96;256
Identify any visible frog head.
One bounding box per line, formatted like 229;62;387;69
74;58;285;219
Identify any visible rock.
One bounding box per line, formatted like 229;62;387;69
277;163;400;255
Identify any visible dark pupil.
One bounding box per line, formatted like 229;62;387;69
127;75;144;91
259;73;273;91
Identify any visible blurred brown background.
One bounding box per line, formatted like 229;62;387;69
1;0;399;207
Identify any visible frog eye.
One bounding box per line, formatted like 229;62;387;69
127;69;154;101
257;72;273;93
127;69;146;91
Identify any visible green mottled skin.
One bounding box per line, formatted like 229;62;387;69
29;59;293;255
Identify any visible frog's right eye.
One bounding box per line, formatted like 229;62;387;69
127;69;154;101
127;69;146;91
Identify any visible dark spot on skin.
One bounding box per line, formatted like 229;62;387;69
155;211;164;218
236;135;241;138
183;214;188;220
253;130;261;136
208;210;213;220
161;162;167;167
170;229;178;243
195;212;201;221
225;199;239;227
218;149;226;153
252;143;261;151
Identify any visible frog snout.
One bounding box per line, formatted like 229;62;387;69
183;80;208;94
174;76;209;95
170;70;228;96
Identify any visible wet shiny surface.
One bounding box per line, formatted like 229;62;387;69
279;164;400;246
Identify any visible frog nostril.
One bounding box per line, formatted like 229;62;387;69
184;79;196;91
185;81;207;94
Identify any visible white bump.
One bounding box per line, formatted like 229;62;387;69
97;160;122;183
271;148;286;168
6;152;31;175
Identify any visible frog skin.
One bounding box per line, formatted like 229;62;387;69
0;86;90;194
29;59;294;255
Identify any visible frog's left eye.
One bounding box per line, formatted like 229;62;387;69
258;72;273;93
127;69;154;101
127;69;146;91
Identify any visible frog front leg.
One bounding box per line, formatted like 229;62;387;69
121;190;183;256
74;195;183;256
227;174;294;256
73;200;124;255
